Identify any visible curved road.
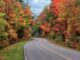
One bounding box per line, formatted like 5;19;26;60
24;38;80;60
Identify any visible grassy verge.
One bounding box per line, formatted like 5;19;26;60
0;40;28;60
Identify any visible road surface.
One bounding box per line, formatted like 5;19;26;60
24;38;80;60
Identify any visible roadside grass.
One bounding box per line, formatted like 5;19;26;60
0;40;28;60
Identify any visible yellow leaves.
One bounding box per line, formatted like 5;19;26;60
0;0;5;6
19;20;26;26
7;29;18;39
0;0;32;43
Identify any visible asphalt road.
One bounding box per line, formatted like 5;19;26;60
24;38;80;60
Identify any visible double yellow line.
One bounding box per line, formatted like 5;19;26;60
41;44;72;60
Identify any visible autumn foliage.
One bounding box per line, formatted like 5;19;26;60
0;0;80;50
36;0;80;49
0;0;32;48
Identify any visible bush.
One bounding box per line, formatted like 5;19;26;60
65;35;80;49
55;34;64;42
17;25;25;39
70;35;80;42
0;13;8;48
0;14;8;41
0;32;8;41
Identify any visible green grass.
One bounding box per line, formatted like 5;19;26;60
0;41;27;60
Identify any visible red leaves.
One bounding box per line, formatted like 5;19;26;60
16;2;24;14
3;0;12;4
40;25;46;30
51;0;62;16
54;26;60;32
56;18;63;23
24;6;32;17
0;7;3;12
53;7;59;16
40;25;50;32
53;24;61;32
18;16;23;22
54;0;60;5
16;2;21;7
8;11;15;18
71;41;78;49
53;18;66;33
51;0;60;6
40;22;50;32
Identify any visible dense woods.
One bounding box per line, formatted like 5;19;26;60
1;0;80;60
0;0;80;50
0;0;32;48
36;0;80;49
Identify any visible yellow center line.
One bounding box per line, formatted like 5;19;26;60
41;44;72;60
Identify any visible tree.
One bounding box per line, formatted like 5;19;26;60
18;0;25;8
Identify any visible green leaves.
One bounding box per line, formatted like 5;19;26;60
0;32;8;40
0;13;8;40
0;13;6;17
76;0;80;6
0;19;6;32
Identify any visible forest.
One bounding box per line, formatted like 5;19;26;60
0;0;80;60
0;0;80;52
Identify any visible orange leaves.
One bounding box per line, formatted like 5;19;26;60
3;0;12;4
40;25;46;30
8;12;15;18
24;6;32;16
56;18;63;23
51;0;65;16
29;20;33;25
53;7;59;16
16;2;21;7
0;0;33;48
8;10;16;18
40;22;50;32
51;0;60;16
0;7;3;12
18;16;23;22
20;9;24;14
54;0;60;5
16;2;24;14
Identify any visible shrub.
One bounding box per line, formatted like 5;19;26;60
0;13;8;41
0;13;8;48
17;25;25;39
55;32;64;42
0;32;8;41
